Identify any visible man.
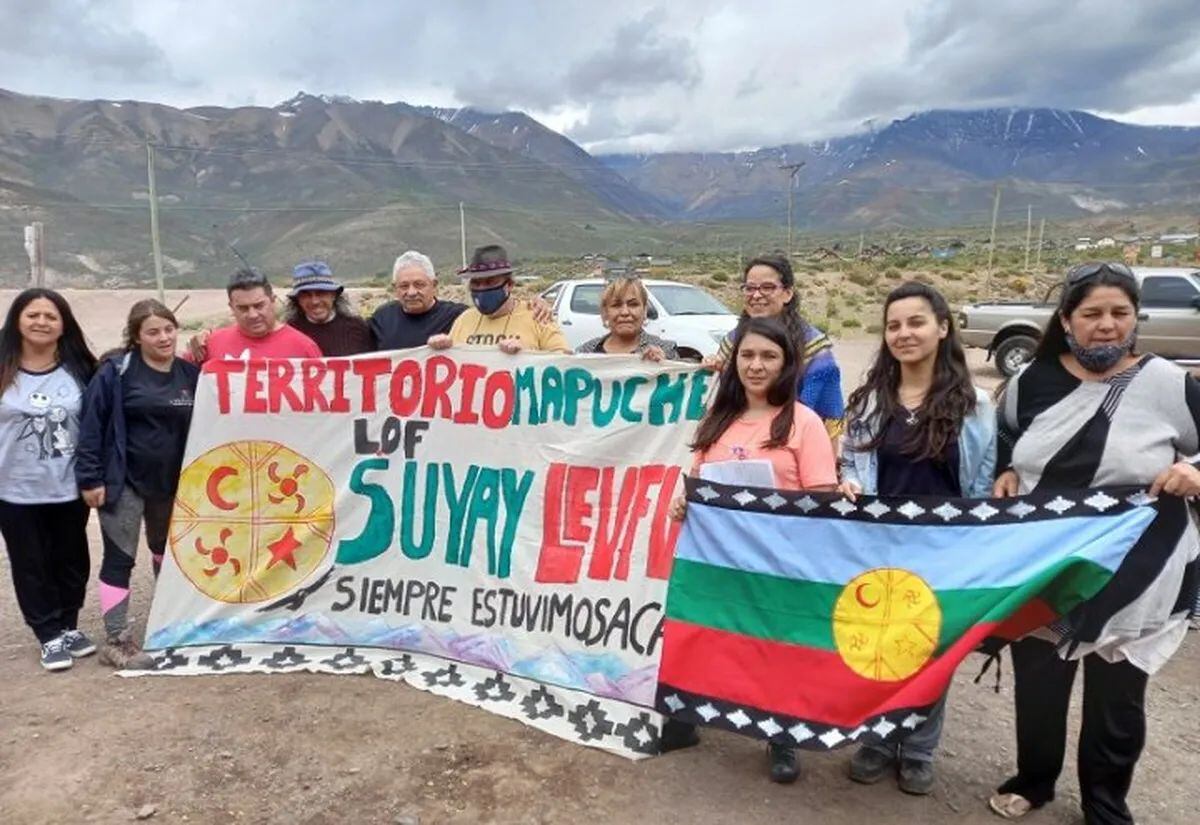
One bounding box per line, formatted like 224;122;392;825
187;269;322;362
370;251;467;351
429;245;570;353
285;260;374;356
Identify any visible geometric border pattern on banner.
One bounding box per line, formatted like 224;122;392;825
685;476;1152;526
655;683;934;750
119;643;662;760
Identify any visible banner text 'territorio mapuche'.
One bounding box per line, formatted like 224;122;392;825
203;355;711;429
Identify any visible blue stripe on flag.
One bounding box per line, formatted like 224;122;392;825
677;502;1157;589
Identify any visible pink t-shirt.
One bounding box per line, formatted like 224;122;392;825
693;402;837;491
202;325;322;361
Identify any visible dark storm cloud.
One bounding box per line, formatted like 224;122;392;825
564;11;701;99
0;0;173;83
451;7;701;112
837;0;1200;121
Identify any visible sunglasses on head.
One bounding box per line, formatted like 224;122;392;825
1065;262;1136;286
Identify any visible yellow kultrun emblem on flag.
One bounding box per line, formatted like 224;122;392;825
169;440;336;604
832;568;941;682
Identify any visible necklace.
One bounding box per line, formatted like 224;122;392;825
20;354;58;372
904;408;919;426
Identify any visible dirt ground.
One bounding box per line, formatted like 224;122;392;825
1;290;1198;825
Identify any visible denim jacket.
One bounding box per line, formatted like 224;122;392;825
839;387;997;498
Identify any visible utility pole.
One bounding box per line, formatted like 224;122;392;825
24;222;45;287
146;143;165;301
459;202;467;269
857;231;865;258
1035;218;1046;268
1024;204;1033;272
987;183;1002;276
780;162;805;255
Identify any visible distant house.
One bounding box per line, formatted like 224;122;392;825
1074;237;1093;251
1160;233;1199;244
648;257;674;268
1096;237;1117;248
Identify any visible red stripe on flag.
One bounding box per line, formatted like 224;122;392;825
659;618;1003;728
990;597;1058;641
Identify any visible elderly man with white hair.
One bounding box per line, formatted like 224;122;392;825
370;251;467;351
370;250;555;351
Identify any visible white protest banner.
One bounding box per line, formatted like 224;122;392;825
136;348;710;758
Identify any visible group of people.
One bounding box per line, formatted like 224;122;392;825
0;248;1196;824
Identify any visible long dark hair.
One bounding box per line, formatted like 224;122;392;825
738;253;809;376
0;288;97;393
692;317;801;452
1033;266;1140;361
844;282;975;460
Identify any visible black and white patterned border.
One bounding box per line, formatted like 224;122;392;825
656;683;935;750
685;478;1154;526
120;644;661;760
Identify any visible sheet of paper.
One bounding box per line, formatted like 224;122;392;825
698;459;777;489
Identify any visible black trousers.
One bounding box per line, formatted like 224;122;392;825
0;498;90;644
999;637;1148;825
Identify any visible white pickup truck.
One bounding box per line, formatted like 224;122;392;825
540;278;739;360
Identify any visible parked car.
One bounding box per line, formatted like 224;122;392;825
540;278;738;359
959;266;1200;376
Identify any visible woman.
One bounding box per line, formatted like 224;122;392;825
577;277;678;361
76;299;199;668
668;316;838;782
709;254;844;438
837;281;997;795
0;289;97;671
987;262;1200;823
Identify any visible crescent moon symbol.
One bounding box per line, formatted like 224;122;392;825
855;583;880;609
207;466;239;511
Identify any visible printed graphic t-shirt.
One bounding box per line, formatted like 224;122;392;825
447;305;571;353
693;402;837;491
0;366;84;503
123;354;200;498
203;325;322;361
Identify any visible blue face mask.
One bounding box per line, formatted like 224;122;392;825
471;283;509;315
1065;330;1137;373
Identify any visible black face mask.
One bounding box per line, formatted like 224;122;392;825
1065;330;1136;373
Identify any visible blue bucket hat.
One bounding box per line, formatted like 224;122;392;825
289;260;342;296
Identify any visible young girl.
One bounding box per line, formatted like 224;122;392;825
76;300;199;668
669;316;838;782
0;289;97;671
838;281;997;795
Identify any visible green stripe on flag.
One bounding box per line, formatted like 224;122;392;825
666;556;1114;655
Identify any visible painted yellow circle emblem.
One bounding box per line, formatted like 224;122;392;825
832;568;941;682
169;440;336;603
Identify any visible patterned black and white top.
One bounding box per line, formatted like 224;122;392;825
999;353;1200;672
577;332;679;359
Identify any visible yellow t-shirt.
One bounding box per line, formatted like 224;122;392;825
448;304;571;353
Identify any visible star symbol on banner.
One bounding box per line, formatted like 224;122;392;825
266;527;301;570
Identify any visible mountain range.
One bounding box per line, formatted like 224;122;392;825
602;108;1200;227
0;87;1197;286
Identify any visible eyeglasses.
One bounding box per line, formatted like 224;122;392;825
741;283;781;295
1066;262;1136;286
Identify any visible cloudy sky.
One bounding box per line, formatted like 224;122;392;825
3;0;1200;153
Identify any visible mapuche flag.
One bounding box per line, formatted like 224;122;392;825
655;478;1175;750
